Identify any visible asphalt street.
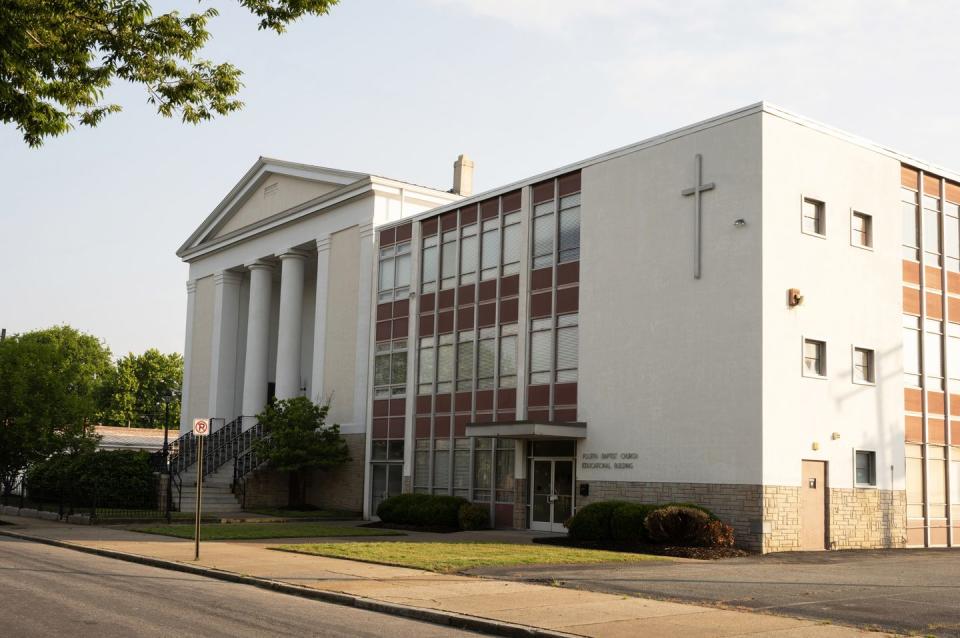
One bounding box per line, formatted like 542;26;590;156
471;548;960;637
0;535;477;637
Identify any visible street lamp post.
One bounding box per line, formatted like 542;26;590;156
160;388;181;469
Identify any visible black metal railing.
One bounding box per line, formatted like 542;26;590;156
232;422;268;509
1;471;174;523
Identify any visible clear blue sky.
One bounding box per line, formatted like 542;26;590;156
2;0;958;357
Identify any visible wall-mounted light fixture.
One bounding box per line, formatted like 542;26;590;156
733;218;746;228
788;288;804;307
812;442;820;451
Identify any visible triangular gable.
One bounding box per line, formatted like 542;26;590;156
178;157;366;255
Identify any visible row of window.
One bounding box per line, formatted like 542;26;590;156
901;186;960;267
902;315;960;389
905;443;960;519
801;197;873;249
377;193;583;302
413;437;515;501
802;338;875;383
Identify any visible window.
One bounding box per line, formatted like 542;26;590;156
903;315;921;387
501;212;521;276
377;241;411;302
948;322;960;383
495;439;515;503
417;337;434;395
459;224;478;285
452;438;470;498
440;229;457;290
851;211;873;249
947;200;960;271
499;323;518;388
374;339;407;399
556;314;579;382
480;218;500;281
529;318;553;384
802;198;825;236
371;439;404;461
926;318;944;388
906;443;923;518
802;338;826;377
421;235;438;293
433;438;450;494
924;201;942;265
456;330;475;392
559;194;581;262
413;439;430;493
532;201;556;268
473;438;492;501
854;450;876;487
476;327;496;390
902;188;920;260
436;333;454;394
852;347;875;384
928;445;947;518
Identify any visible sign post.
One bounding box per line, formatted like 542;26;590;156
192;418;210;560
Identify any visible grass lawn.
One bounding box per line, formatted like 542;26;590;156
245;508;360;519
128;522;405;541
273;542;666;573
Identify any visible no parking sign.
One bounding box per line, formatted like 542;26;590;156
192;418;210;436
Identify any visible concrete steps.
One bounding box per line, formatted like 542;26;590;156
176;461;243;515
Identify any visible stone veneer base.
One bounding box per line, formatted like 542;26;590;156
576;480;907;553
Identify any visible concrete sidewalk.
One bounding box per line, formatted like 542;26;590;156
0;516;895;637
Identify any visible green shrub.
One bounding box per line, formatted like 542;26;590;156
565;500;630;541
660;502;717;520
376;493;469;528
610;503;657;543
645;506;711;545
26;450;156;509
458;503;490;530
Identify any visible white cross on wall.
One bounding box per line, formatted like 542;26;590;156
681;154;716;280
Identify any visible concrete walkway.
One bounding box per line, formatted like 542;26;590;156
0;516;896;637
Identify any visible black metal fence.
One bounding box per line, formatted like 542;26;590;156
0;471;175;523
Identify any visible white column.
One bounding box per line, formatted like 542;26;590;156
208;270;242;422
241;261;274;427
275;249;308;400
309;236;331;403
357;222;376;519
179;279;198;433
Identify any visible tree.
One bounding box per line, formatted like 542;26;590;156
1;0;340;146
100;349;182;427
0;326;107;490
253;397;350;506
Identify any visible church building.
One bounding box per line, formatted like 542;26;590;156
178;102;960;552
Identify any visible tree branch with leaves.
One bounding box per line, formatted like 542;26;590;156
0;0;339;146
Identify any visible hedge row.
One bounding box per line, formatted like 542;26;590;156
566;501;734;547
25;450;157;509
376;494;490;530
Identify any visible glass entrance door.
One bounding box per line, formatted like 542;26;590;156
370;463;402;516
530;459;574;532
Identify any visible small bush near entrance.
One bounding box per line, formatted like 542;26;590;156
457;503;490;530
376;493;469;529
565;500;734;548
611;503;657;543
566;500;630;541
644;506;711;545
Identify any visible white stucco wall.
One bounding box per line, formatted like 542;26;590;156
323;225;360;427
761;112;905;491
577;111;764;485
185;275;214;427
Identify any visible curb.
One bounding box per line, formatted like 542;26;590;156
0;527;576;638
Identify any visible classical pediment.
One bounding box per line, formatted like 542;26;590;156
178;157;366;255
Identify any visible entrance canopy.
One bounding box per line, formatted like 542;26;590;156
464;420;586;441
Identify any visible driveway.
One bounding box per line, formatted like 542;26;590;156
469;548;960;637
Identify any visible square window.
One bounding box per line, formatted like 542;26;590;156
803;338;826;377
851;211;873;249
855;450;876;486
802;198;825;236
852;347;875;384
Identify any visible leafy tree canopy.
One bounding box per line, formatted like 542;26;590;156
0;325;109;484
253;397;350;505
99;348;182;428
1;0;339;146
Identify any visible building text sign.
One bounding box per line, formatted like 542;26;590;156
581;451;638;470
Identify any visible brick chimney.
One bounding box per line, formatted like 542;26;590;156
452;154;474;196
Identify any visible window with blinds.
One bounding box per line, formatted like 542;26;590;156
374;338;407;399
